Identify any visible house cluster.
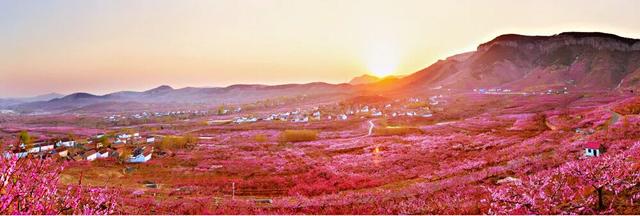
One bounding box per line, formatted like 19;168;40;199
0;109;17;115
227;96;447;125
475;87;569;96
106;110;209;122
474;88;514;94
3;132;157;164
217;107;243;115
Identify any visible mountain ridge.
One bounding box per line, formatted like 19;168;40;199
10;31;640;113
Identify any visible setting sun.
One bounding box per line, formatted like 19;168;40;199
365;43;399;77
368;61;396;77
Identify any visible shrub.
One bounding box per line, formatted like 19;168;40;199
155;135;198;151
406;101;429;109
279;130;318;143
253;134;268;143
374;126;421;136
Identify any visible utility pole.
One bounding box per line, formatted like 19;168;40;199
232;182;235;199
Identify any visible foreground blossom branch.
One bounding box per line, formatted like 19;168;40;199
0;156;118;214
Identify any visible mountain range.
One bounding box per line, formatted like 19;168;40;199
6;32;640;113
0;93;64;108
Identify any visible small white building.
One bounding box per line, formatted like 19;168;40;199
28;144;54;153
292;116;309;123
56;140;76;147
85;150;99;161
338;114;348;120
117;134;132;139
146;137;156;143
58;149;69;157
584;142;603;157
98;150;110;159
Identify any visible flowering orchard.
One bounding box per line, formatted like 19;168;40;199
4;94;640;214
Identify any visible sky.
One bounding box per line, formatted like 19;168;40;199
1;0;640;97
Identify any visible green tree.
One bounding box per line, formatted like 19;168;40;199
18;131;31;146
97;135;111;148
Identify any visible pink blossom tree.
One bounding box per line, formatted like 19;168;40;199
490;152;640;214
0;156;117;214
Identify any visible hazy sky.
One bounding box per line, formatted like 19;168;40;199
1;0;640;97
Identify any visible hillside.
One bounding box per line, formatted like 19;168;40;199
379;32;640;93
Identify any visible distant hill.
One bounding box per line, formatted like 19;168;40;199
0;93;63;108
349;74;381;85
12;83;355;113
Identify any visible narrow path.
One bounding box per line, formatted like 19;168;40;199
367;119;376;136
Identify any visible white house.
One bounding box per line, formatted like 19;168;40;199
292;116;309;123
98;150;110;159
117;134;132;139
146;137;156;143
28;144;54;153
58;149;69;157
584;142;602;157
3;151;28;159
234;117;257;124
56;140;76;147
371;111;383;117
128;147;153;163
338;114;348;120
85;150;99;161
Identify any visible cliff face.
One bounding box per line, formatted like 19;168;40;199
394;32;640;92
478;32;640;52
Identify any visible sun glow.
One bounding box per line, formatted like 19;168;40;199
364;38;400;77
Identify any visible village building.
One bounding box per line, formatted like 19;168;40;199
84;150;99;161
98;149;110;159
56;139;76;147
292;116;309;123
3;151;28;159
128;147;153;163
117;134;132;139
28;143;55;153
